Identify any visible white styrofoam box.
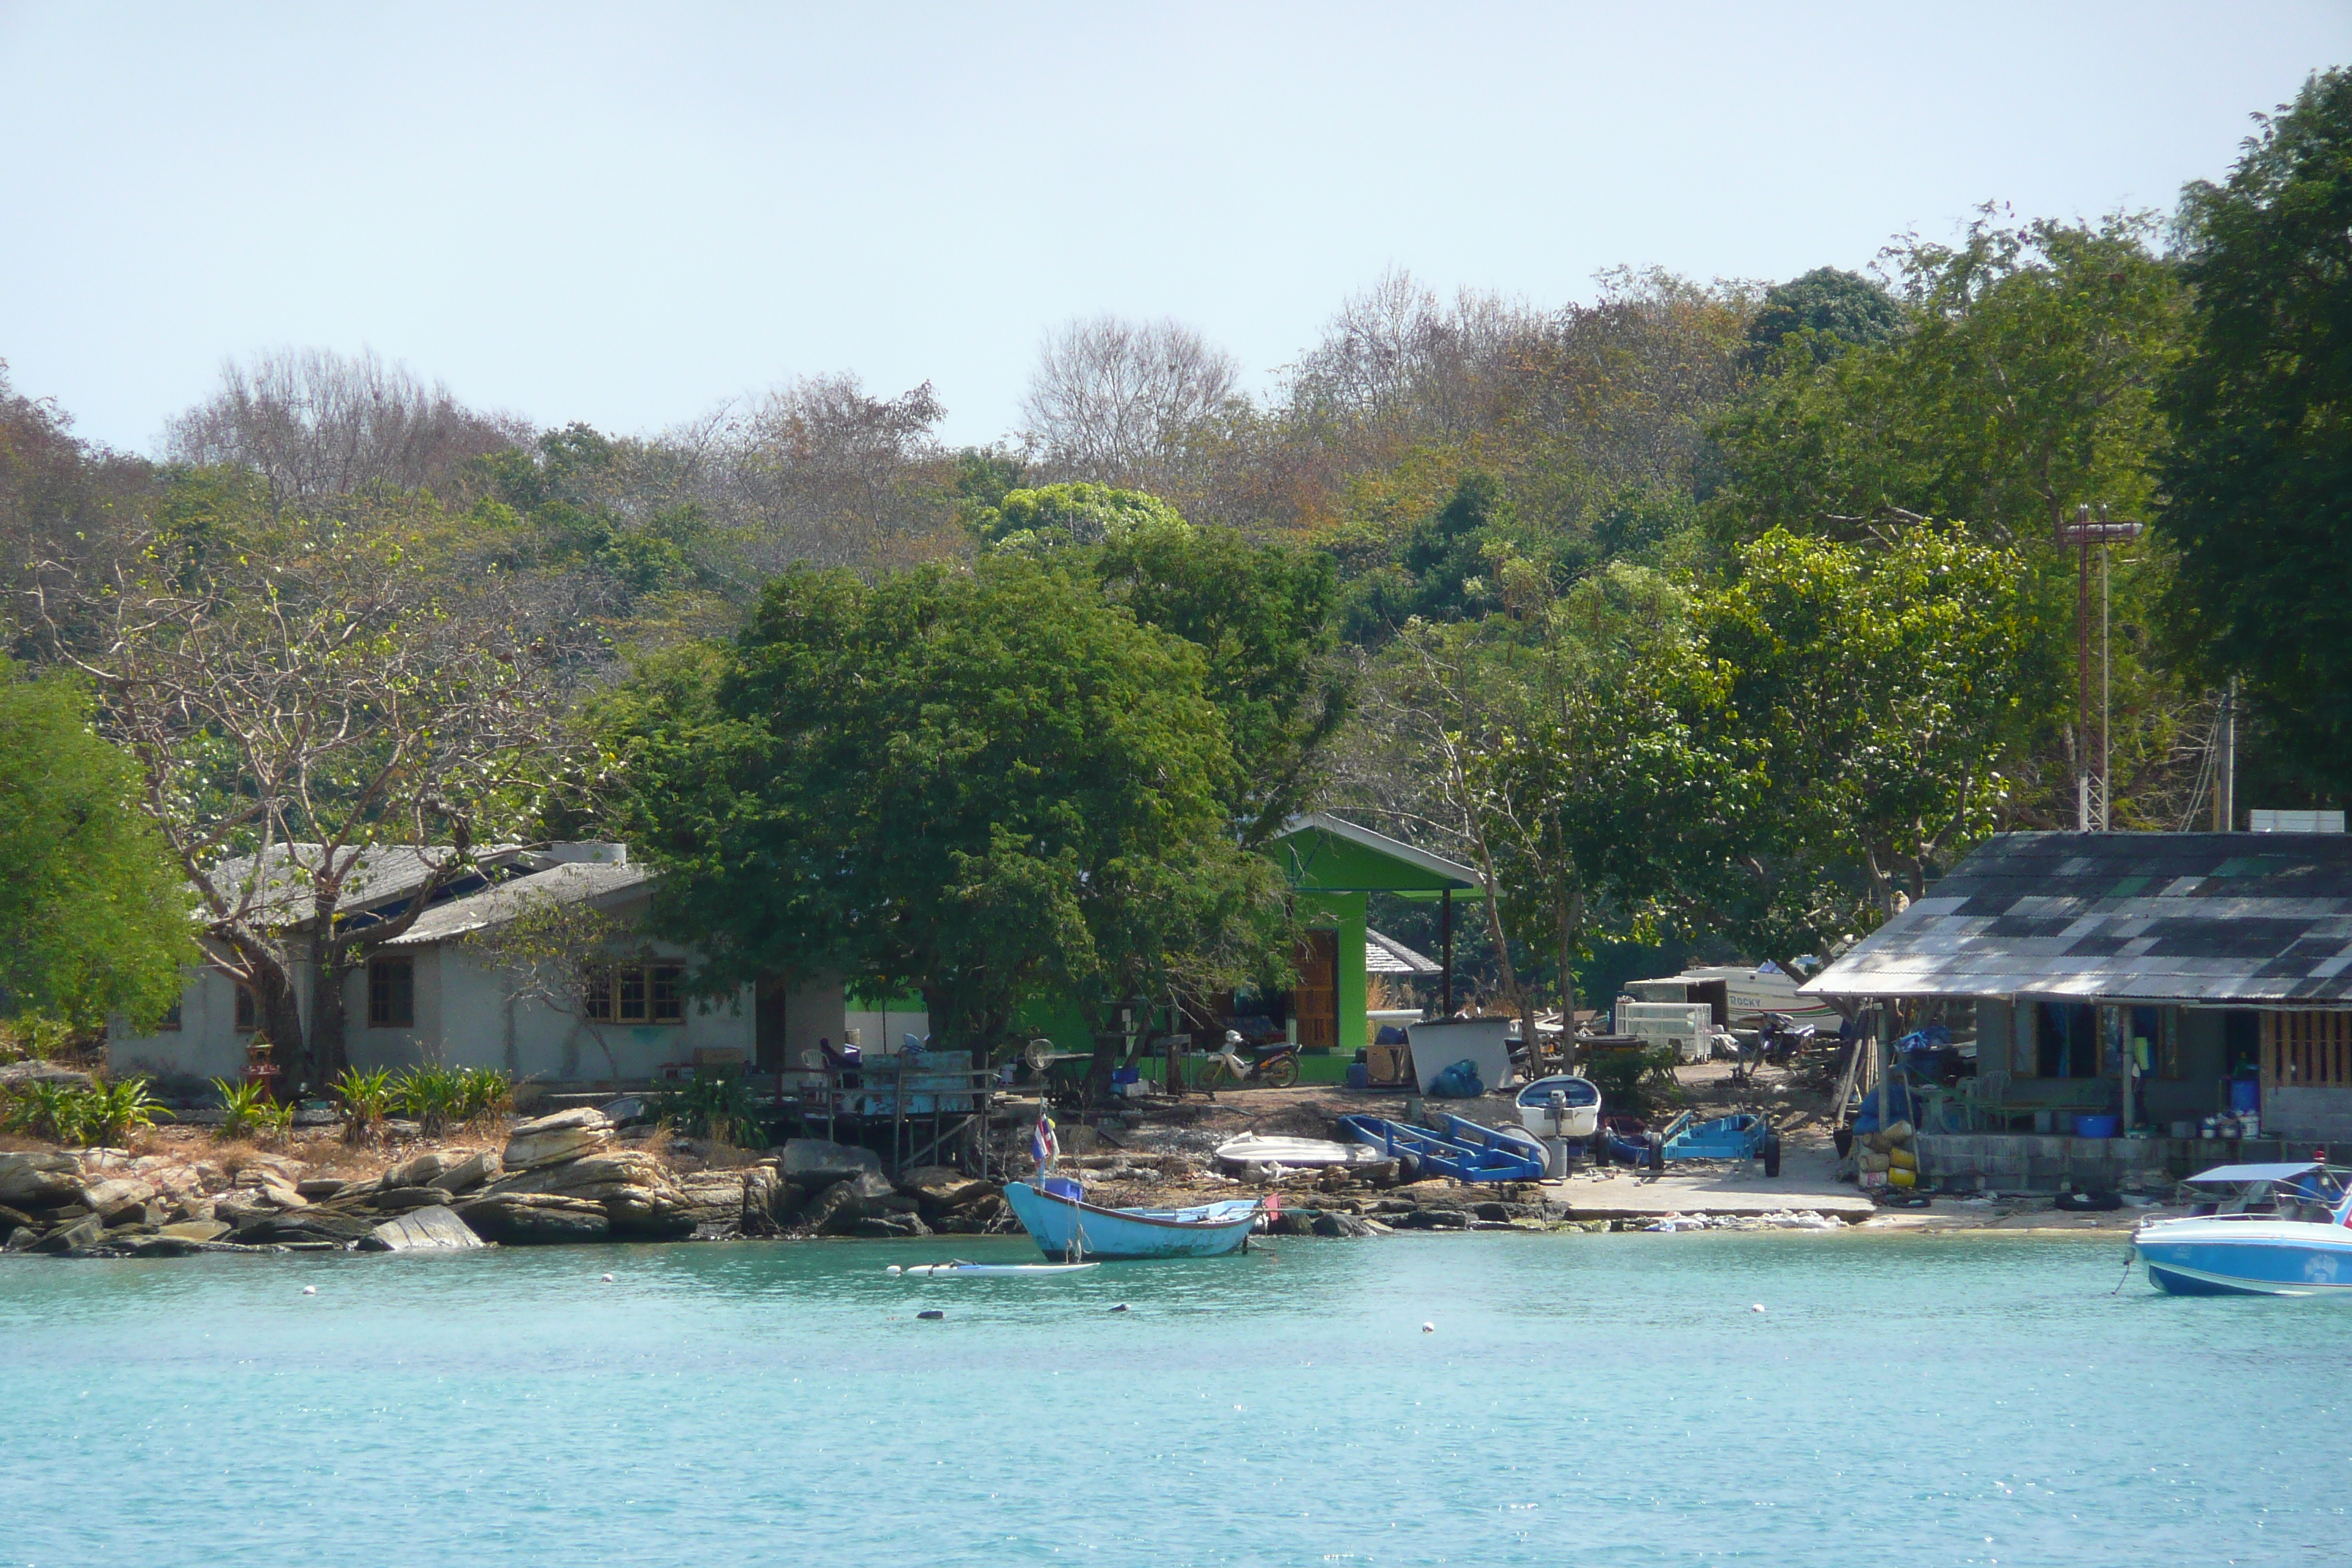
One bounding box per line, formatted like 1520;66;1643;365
1619;1002;1714;1063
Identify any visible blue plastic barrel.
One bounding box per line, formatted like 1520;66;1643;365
2228;1077;2260;1112
1345;1063;1370;1091
2074;1114;2119;1139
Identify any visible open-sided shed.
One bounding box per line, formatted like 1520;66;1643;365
1268;813;1484;1057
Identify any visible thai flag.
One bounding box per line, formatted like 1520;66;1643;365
1032;1111;1058;1172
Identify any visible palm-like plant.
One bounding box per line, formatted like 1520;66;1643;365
80;1078;171;1146
394;1066;465;1137
332;1067;397;1145
1;1080;91;1145
455;1067;514;1130
211;1077;286;1143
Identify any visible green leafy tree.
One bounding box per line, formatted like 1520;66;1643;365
605;559;1292;1066
1092;510;1346;844
1692;525;2044;962
1711;214;2185;544
0;661;195;1030
2158;69;2352;799
1739;266;1906;373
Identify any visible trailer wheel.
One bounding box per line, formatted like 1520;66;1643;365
1760;1133;1782;1178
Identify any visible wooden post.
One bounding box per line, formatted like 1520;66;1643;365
1440;889;1455;1018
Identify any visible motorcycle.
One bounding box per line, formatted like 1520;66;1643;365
1202;1030;1300;1090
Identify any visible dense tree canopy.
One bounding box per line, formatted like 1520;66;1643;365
603;560;1292;1054
2159;68;2352;802
1739;266;1906;372
0;661;195;1030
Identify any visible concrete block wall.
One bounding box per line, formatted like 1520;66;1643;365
1916;1134;2301;1194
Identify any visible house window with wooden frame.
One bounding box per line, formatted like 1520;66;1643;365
2264;1011;2352;1090
369;956;415;1029
584;963;687;1025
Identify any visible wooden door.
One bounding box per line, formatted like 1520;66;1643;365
1293;930;1338;1050
755;978;789;1073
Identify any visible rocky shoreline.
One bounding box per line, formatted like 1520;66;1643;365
0;1106;1043;1259
2;1096;2146;1261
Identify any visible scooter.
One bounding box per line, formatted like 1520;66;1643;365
1203;1030;1300;1090
1757;1012;1818;1066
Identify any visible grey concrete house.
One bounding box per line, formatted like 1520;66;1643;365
1804;831;2352;1190
108;842;888;1092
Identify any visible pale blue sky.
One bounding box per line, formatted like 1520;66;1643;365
2;2;2345;453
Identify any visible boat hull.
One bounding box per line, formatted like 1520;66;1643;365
1512;1075;1600;1139
2136;1218;2352;1296
1002;1183;1259;1262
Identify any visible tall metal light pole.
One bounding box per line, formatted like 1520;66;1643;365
2058;504;2143;832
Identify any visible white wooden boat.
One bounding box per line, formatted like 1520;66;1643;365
889;1261;1101;1278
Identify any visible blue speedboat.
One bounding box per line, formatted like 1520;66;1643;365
1002;1182;1262;1262
1335;1114;1545;1182
2135;1163;2352;1296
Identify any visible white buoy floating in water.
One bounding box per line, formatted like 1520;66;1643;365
886;1265;902;1275
1752;1303;1765;1313
601;1273;615;1283
301;1286;317;1295
1421;1321;1434;1333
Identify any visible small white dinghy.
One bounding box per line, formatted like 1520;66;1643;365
887;1262;1101;1278
1213;1132;1389;1169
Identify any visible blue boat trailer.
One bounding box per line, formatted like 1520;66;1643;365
1335;1114;1545;1183
1659;1111;1773;1162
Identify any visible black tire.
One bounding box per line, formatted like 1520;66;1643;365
1646;1131;1665;1174
1833;1126;1855;1158
1262;1055;1300;1089
1760;1133;1782;1179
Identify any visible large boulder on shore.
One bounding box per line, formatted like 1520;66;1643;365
76;1177;159;1224
0;1153;82;1209
230;1208;378;1246
742;1166;799;1229
503;1109;614;1170
458;1191;611;1244
807;1171;897;1235
429;1150;502;1194
361;1205;486;1251
479;1148;697;1239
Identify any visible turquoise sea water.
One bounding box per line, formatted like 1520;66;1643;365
1;1230;2344;1567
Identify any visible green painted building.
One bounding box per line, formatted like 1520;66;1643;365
1268;813;1484;1057
1014;813;1484;1078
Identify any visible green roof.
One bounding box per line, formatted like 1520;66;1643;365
1270;813;1485;901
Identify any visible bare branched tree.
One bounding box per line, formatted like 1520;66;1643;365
164;347;530;513
701;375;955;573
26;512;576;1085
1020;316;1240;491
1287;271;1542;459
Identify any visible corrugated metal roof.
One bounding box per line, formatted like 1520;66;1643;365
199;843;524;926
1365;927;1441;976
1803;832;2352;1003
382;861;652;947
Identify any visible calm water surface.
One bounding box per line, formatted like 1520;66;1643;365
1;1229;2343;1567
